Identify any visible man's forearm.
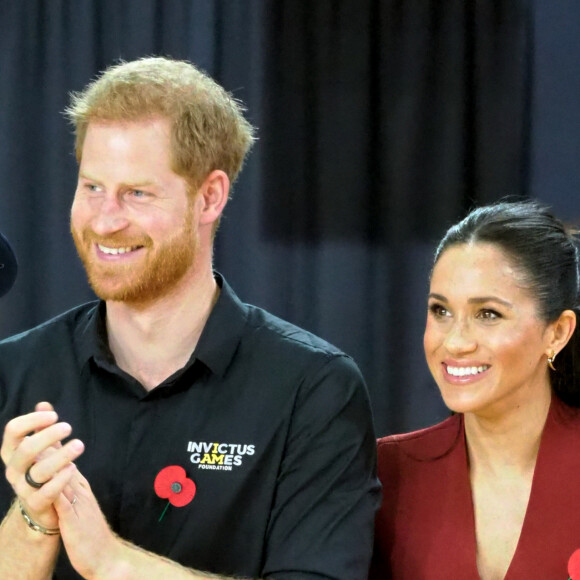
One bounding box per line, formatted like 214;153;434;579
0;500;60;580
89;537;250;580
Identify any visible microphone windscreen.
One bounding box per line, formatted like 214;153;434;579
0;231;17;298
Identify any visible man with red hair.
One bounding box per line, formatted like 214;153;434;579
0;57;379;580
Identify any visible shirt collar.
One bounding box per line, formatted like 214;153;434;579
73;272;248;379
192;272;248;377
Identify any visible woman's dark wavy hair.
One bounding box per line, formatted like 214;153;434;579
433;199;580;406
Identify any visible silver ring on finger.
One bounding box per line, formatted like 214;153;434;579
24;464;47;489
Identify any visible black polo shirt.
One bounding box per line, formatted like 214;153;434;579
0;274;380;579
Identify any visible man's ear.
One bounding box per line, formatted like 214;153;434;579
546;309;577;358
197;170;230;226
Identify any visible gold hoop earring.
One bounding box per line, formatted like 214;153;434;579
547;350;557;372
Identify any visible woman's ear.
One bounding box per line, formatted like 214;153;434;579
547;309;577;358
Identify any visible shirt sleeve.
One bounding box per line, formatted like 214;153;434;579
262;354;381;580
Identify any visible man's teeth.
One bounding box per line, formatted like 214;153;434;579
98;244;139;255
446;365;489;377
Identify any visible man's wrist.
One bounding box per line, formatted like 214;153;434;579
18;501;60;536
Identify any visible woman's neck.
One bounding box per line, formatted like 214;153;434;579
464;388;552;474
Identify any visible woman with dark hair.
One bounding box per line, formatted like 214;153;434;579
371;200;580;579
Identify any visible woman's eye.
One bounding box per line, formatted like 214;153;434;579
477;309;501;321
429;303;450;318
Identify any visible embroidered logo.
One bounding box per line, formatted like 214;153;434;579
186;441;255;471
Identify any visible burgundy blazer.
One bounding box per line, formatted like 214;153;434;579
371;397;580;579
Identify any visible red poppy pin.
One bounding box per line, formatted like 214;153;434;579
568;548;580;580
154;465;196;522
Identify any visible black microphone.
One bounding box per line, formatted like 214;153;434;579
0;231;17;298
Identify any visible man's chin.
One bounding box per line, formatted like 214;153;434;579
88;277;172;305
88;276;139;302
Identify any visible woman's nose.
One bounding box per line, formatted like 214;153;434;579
443;319;477;354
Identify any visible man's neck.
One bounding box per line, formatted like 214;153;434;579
104;268;219;391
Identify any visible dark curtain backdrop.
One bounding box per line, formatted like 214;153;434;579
0;1;578;436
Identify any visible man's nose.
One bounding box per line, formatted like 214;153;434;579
90;196;130;236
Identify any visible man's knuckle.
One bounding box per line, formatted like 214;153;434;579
4;420;18;438
5;465;17;485
18;436;35;455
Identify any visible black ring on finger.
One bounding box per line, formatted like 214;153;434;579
25;464;47;489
